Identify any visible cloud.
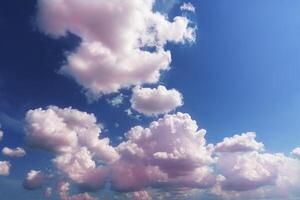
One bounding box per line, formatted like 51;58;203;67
59;181;99;200
112;112;215;191
130;85;183;116
291;147;300;159
0;130;3;141
25;106;119;190
0;161;10;176
44;187;52;198
132;190;152;200
53;147;109;190
23;107;300;199
25;106;119;163
107;94;125;107
180;2;195;12
214;132;264;153
36;0;196;98
23;170;45;190
2;147;26;157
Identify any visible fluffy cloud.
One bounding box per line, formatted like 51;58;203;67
2;147;26;157
25;106;118;190
23;107;300;199
180;2;196;12
291;147;300;159
214;132;264;153
59;182;99;200
25;106;119;163
0;161;10;176
132;191;152;200
53;147;109;190
112;112;215;191
0;130;3;141
23;170;45;190
130;86;183;116
36;0;195;97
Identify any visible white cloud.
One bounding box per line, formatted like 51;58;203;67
180;2;196;12
23;170;45;190
291;147;300;159
214;132;264;153
2;147;26;157
44;187;52;198
0;161;10;176
23;107;300;199
25;106;119;163
107;94;125;107
132;190;152;200
25;106;118;190
130;85;183;116
36;0;196;98
53;147;109;190
112;112;215;191
0;130;3;141
59;181;99;200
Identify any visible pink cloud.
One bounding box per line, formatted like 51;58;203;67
130;85;183;116
36;0;196;97
0;161;10;176
2;147;26;157
23;170;45;190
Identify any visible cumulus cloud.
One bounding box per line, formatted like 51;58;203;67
180;2;195;12
23;170;45;190
36;0;196;97
59;181;99;200
112;112;215;191
25;106;119;163
291;147;300;159
214;132;264;153
132;190;152;200
53;147;109;190
0;161;10;176
25;106;118;189
2;147;26;157
23;107;300;199
130;85;183;116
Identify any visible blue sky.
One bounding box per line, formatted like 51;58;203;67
1;0;300;199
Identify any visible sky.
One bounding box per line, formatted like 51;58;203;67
1;0;300;199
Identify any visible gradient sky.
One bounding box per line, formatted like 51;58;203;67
1;0;300;199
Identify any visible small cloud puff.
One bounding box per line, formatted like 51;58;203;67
180;2;196;13
23;170;45;190
130;85;183;116
0;161;10;176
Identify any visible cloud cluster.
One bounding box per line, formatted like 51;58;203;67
2;147;26;157
24;107;300;199
130;85;183;116
23;170;45;190
36;0;196;97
